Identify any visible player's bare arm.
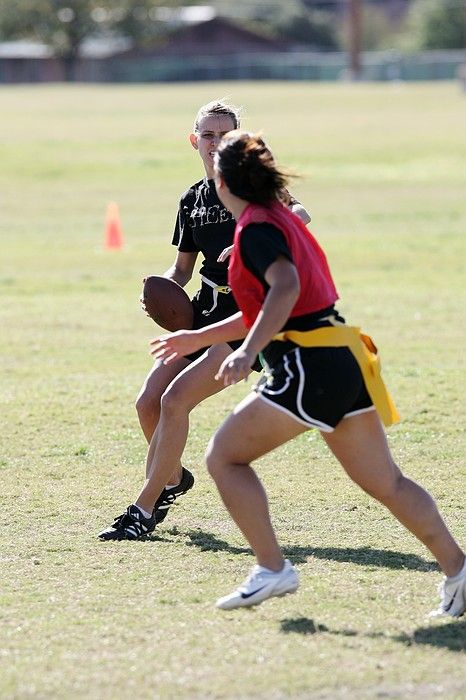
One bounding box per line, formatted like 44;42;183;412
163;250;198;287
150;311;247;363
217;257;300;386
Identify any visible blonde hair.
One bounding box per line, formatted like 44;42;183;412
193;100;241;133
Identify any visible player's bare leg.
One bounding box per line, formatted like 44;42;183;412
135;356;190;484
205;394;304;609
135;343;234;513
136;355;190;442
205;393;307;570
322;410;465;577
99;344;241;540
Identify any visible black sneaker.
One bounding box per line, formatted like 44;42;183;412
153;467;195;524
98;504;156;541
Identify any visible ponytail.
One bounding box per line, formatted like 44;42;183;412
215;131;290;205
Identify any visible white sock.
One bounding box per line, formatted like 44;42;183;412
134;504;152;519
165;480;181;490
448;557;466;581
258;561;286;574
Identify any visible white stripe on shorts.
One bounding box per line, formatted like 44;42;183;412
258;348;335;431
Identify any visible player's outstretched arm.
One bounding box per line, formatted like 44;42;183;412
150;311;247;364
216;257;300;386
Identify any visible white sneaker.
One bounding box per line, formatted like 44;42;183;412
216;559;299;610
429;560;466;619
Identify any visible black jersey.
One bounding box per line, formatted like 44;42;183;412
172;177;235;286
239;222;292;289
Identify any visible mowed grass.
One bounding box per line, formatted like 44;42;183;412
0;82;465;699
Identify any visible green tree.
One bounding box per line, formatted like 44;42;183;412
274;10;338;50
207;0;338;49
404;0;465;50
0;0;187;80
0;1;97;80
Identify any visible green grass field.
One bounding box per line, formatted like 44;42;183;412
1;82;465;699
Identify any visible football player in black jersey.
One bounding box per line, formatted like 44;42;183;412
98;101;310;541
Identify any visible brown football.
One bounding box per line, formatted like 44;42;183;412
142;276;194;332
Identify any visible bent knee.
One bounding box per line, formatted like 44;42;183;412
205;436;217;476
135;390;159;422
205;435;225;480
160;383;188;416
135;391;148;416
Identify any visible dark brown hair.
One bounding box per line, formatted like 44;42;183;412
215;131;290;205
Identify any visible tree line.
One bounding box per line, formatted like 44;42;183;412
0;0;463;80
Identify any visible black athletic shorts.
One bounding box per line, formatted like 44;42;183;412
255;343;374;432
188;281;261;371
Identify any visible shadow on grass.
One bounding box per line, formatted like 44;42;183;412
182;529;434;572
182;529;250;555
134;533;173;544
393;621;466;652
280;617;465;652
286;545;435;572
280;617;330;635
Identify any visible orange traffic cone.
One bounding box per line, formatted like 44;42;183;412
104;202;124;250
